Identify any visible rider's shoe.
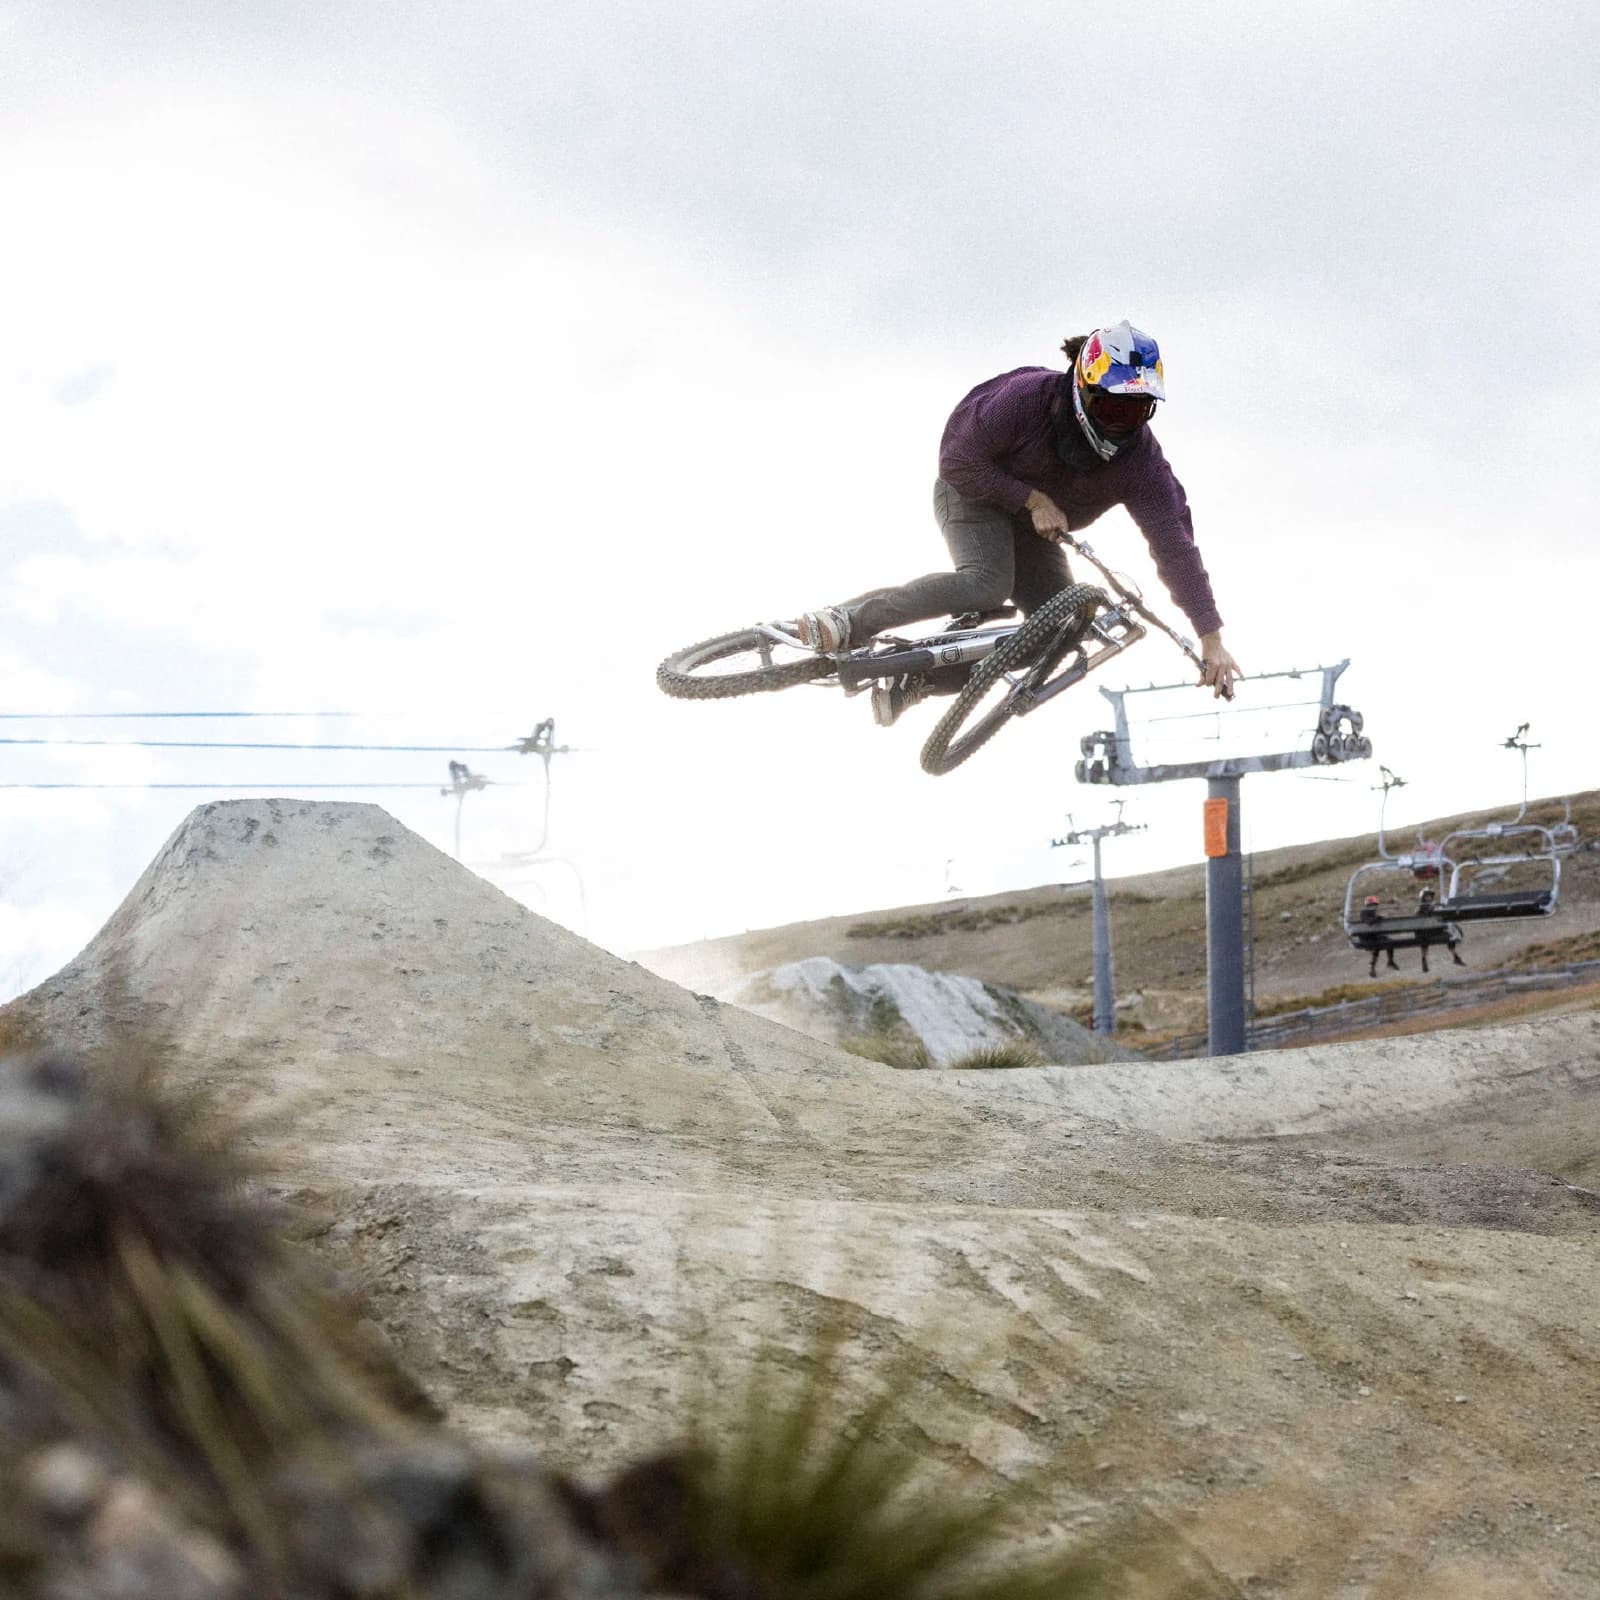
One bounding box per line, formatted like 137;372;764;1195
794;605;852;653
872;674;927;728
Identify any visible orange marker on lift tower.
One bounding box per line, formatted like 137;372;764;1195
1203;797;1230;859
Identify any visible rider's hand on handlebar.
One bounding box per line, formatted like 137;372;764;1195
1024;490;1071;541
1199;631;1241;701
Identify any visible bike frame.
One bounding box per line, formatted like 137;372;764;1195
834;623;1019;690
761;532;1207;709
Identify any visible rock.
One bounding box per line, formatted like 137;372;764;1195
726;955;1135;1066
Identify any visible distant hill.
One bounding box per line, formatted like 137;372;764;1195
639;791;1600;1045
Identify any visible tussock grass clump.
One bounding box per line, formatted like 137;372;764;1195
566;1332;1234;1599
842;1037;1055;1072
0;1045;625;1599
945;1041;1048;1071
838;1032;932;1070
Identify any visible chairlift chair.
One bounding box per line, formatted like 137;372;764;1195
1433;818;1561;921
1341;770;1459;954
1342;866;1466;972
1347;730;1567;935
1342;771;1465;972
1343;821;1561;948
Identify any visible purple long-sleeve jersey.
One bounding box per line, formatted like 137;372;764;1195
938;366;1223;637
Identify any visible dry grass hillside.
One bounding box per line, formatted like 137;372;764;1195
641;791;1600;1045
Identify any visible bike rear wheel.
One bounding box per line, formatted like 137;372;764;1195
657;625;833;699
919;584;1104;775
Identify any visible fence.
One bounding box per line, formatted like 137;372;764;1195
1146;958;1600;1060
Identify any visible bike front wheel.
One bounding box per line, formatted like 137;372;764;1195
919;584;1105;775
657;625;833;699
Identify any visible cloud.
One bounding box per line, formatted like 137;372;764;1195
0;2;1594;959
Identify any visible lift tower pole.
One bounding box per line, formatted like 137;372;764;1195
1203;775;1245;1056
1075;661;1372;1057
1052;803;1147;1036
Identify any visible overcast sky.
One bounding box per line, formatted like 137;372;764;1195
1;1;1596;990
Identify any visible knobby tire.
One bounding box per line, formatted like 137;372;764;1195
657;627;833;699
919;584;1104;776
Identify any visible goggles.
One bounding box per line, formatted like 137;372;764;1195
1082;387;1158;434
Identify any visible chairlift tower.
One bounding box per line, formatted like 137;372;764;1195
441;759;490;860
455;717;592;933
1075;661;1371;1057
1051;801;1146;1037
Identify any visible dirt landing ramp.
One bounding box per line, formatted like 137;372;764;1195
927;1015;1600;1185
6;800;1600;1595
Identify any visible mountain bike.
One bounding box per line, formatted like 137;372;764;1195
656;533;1219;775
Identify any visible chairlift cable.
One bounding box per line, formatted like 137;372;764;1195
0;781;531;791
0;710;369;720
0;737;523;753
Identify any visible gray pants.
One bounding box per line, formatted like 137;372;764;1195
840;479;1075;641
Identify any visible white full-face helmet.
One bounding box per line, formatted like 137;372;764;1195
1072;319;1165;460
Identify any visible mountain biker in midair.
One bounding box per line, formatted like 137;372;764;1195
794;321;1243;724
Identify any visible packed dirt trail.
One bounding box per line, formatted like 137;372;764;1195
7;799;1599;1597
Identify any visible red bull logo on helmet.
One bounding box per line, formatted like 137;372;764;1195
1079;332;1112;386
